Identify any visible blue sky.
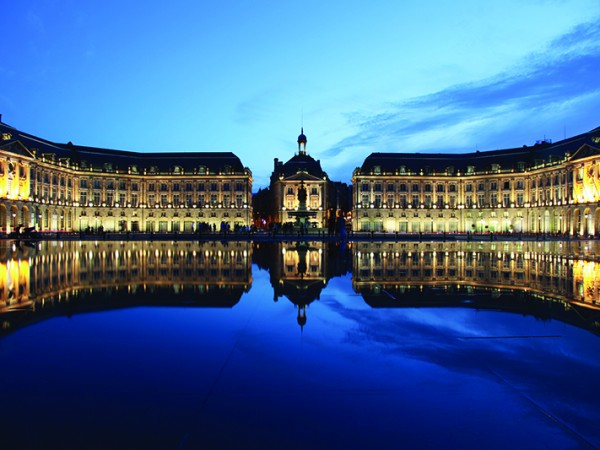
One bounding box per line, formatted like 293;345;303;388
2;0;600;188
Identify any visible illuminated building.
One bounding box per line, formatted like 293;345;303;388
259;129;350;228
0;119;253;233
352;127;600;236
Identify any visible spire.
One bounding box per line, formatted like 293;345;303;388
297;128;307;155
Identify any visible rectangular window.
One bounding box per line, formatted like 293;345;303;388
436;195;444;208
517;193;523;206
361;194;369;207
374;194;382;207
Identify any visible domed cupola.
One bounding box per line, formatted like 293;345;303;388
297;128;307;155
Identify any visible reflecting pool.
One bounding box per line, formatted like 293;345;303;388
1;240;600;449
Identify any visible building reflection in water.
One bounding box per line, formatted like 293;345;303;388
0;240;252;331
352;240;600;334
1;239;599;334
254;241;351;329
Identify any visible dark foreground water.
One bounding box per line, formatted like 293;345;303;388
1;240;599;449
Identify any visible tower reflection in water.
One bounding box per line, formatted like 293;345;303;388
1;240;599;334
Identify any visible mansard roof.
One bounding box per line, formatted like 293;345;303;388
0;121;247;175
271;153;328;185
280;153;326;176
358;126;600;176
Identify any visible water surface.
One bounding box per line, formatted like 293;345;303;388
1;240;599;449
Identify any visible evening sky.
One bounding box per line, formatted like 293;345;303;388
2;0;600;188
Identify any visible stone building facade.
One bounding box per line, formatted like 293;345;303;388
0;120;253;234
352;126;600;236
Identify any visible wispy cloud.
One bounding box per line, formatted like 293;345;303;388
321;20;600;183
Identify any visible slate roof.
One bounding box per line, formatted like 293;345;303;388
358;126;600;175
0;120;247;175
276;153;327;177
